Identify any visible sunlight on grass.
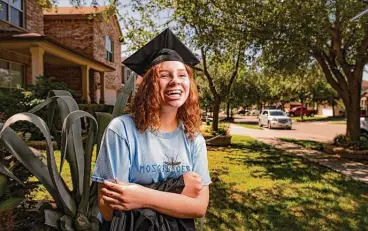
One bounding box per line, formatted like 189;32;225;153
204;135;368;231
28;146;98;200
236;123;263;130
279;137;324;151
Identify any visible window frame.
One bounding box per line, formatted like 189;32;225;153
0;59;25;89
105;35;114;62
0;0;24;28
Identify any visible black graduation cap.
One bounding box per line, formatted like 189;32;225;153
122;28;200;76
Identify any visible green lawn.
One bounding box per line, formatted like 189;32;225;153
279;137;325;151
292;116;346;122
203;135;368;231
28;147;98;200
28;136;368;231
236;123;263;130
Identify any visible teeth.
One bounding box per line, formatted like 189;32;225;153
167;90;181;95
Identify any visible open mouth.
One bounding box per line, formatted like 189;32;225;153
165;89;182;99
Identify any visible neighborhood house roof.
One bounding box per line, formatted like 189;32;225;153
0;32;115;71
43;6;123;39
43;6;105;15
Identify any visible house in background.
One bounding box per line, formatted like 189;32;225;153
361;80;368;112
0;0;123;105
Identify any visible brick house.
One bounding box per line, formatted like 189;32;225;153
0;0;122;105
361;80;368;112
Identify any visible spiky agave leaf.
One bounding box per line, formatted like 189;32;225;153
60;110;97;230
0;113;77;216
0;126;63;208
29;93;85;204
0;162;24;186
94;112;112;155
0;197;25;213
112;72;135;118
44;209;63;229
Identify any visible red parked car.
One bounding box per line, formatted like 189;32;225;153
288;106;317;117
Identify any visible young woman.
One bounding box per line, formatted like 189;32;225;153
92;29;211;226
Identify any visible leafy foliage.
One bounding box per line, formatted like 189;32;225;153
333;134;368;150
32;76;79;99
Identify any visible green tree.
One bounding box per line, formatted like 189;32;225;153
219;0;368;140
121;0;247;132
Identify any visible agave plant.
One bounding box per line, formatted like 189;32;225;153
0;159;25;214
0;75;135;231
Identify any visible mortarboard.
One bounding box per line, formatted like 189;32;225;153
122;28;200;76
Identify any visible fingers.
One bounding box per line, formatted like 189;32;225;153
101;187;123;200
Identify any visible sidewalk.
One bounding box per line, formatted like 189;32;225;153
258;138;368;184
230;124;368;184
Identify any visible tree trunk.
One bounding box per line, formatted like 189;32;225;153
300;99;304;120
212;96;221;132
344;93;361;141
226;102;230;120
332;99;335;117
312;48;362;141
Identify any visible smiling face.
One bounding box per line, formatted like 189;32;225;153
157;61;191;109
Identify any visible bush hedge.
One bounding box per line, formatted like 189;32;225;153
333;134;368;150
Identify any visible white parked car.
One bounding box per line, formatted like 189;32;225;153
259;109;292;129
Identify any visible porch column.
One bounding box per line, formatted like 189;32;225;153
29;46;45;85
99;71;105;104
81;65;91;104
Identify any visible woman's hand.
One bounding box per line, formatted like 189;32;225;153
181;172;203;198
101;179;148;211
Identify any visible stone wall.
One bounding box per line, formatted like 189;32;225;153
43;19;94;56
25;0;44;34
92;15;122;90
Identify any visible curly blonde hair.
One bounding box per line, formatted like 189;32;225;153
132;64;201;140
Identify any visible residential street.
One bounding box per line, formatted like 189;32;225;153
230;116;346;142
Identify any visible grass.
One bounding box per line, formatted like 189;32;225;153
292;116;346;122
279;137;325;151
236;123;263;130
28;147;98;200
203;135;368;231
28;136;368;231
329;121;347;125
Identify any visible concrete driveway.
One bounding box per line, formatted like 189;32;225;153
230;116;346;142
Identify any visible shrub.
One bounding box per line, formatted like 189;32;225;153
32;76;79;99
333;134;368;150
0;87;42;120
350;136;368;150
78;104;114;115
216;123;230;135
333;134;350;147
201;123;230;136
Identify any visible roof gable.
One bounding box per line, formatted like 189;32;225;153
43;6;123;38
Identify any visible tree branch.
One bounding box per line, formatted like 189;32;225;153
312;48;343;95
224;44;243;97
328;26;352;78
201;46;219;98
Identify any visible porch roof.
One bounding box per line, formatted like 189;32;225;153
0;32;115;72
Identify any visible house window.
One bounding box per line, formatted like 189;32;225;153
0;0;23;27
105;36;114;62
0;59;25;88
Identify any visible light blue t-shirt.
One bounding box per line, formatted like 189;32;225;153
92;114;211;186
